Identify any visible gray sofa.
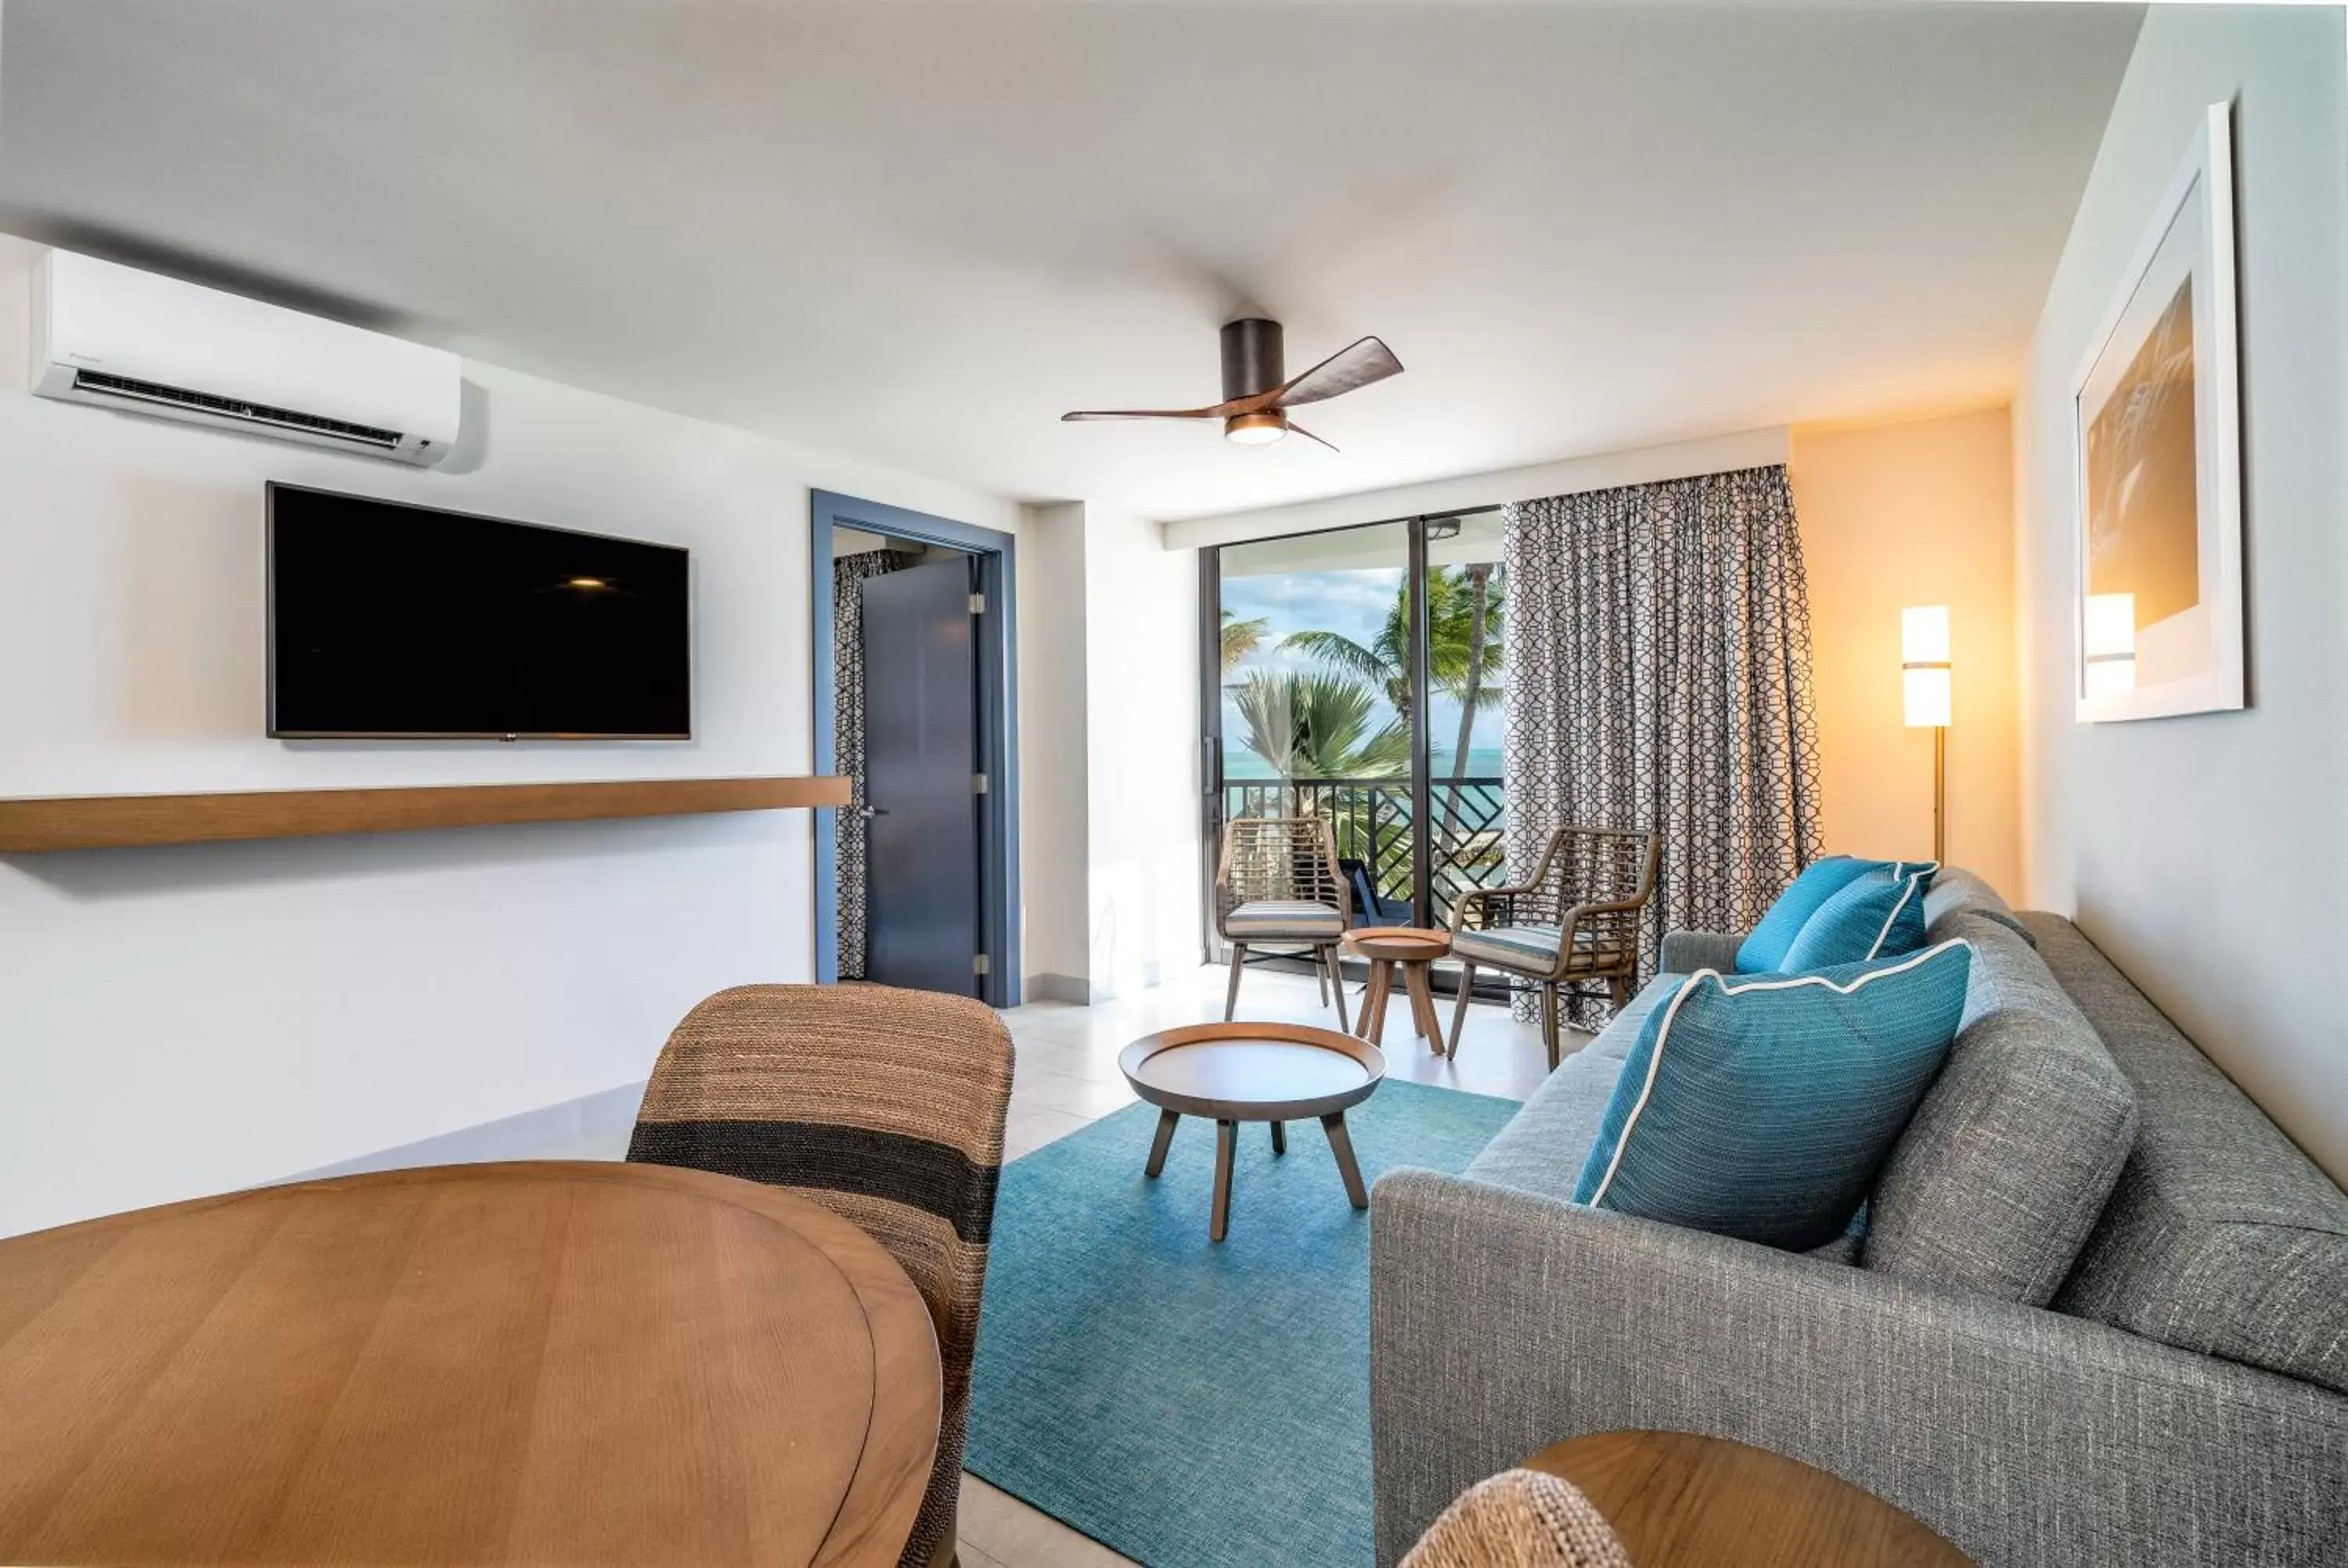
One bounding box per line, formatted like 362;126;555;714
1370;869;2348;1566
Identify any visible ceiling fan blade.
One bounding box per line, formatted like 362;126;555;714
1061;406;1221;422
1272;336;1404;408
1284;420;1341;453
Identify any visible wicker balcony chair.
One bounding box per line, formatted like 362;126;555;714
626;984;1015;1568
1214;815;1353;1030
1446;825;1660;1070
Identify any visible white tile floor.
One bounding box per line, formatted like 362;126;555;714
524;960;1571;1567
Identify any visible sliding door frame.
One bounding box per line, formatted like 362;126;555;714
1199;509;1497;973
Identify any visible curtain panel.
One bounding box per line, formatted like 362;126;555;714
1500;464;1822;1025
832;548;920;980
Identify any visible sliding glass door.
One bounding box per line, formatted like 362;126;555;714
1201;510;1505;955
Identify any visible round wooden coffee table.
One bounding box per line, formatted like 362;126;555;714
1118;1021;1385;1242
1342;925;1453;1050
1525;1430;1969;1566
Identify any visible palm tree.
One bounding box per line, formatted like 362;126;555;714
1219;609;1269;671
1231;669;1409;869
1232;670;1408;781
1280;565;1504;778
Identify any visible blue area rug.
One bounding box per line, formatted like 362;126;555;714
967;1080;1520;1568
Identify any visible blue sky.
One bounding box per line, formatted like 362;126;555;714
1219;567;1504;772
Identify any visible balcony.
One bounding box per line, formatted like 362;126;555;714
1219;774;1505;930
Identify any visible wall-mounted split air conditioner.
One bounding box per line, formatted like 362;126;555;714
30;249;462;466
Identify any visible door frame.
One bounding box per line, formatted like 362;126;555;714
811;491;1020;1006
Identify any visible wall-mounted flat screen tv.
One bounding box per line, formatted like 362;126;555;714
268;483;690;739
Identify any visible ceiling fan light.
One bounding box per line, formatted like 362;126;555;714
1224;412;1286;445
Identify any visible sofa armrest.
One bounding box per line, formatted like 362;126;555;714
1370;1170;2347;1568
1658;928;1741;973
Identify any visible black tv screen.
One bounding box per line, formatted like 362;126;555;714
268;484;690;739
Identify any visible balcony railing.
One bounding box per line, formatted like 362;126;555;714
1220;775;1506;930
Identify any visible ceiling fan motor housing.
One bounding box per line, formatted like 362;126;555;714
1221;318;1285;440
1220;318;1285;398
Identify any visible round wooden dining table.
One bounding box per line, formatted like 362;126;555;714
0;1161;942;1568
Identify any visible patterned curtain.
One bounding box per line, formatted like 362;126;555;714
1500;465;1822;1025
834;548;919;979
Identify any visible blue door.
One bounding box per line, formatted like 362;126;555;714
860;558;981;995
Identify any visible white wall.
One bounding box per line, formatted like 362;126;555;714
2014;8;2348;1178
1162;426;1790;551
1014;502;1093;998
1082;507;1202;998
0;233;1017;1236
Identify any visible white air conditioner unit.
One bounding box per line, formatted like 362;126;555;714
30;249;461;466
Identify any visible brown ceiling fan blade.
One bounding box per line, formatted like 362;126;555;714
1272;336;1404;408
1061;406;1221;422
1284;420;1341;453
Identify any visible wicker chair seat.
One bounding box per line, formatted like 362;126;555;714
1454;925;1633;974
1226;898;1346;938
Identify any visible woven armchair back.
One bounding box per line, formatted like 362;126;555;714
1469;825;1659;965
1215;815;1349;929
627;983;1014;1568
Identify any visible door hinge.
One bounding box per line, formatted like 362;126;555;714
973;771;989;795
973;953;992;976
969;592;986;614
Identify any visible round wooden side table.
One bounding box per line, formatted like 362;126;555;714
0;1162;942;1568
1524;1430;1970;1567
1118;1020;1385;1241
1342;925;1453;1051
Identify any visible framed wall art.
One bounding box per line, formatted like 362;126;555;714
2072;100;2245;723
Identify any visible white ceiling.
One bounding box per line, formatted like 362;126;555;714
0;1;2140;521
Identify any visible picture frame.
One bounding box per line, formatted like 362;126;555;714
2070;100;2245;724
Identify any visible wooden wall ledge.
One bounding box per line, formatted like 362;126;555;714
0;776;851;853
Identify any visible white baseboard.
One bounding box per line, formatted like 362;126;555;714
1023;973;1092;1005
282;1080;649;1182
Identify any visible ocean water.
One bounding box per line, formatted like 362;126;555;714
1223;744;1504;781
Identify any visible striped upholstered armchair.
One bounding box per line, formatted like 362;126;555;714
1447;825;1659;1069
627;984;1014;1568
1214;815;1353;1030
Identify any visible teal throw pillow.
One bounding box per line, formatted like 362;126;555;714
1777;862;1937;972
1735;857;1887;973
1571;939;1972;1250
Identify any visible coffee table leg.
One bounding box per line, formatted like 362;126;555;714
1211;1119;1238;1242
1322;1111;1369;1210
1270;1120;1285;1155
1144;1108;1179;1178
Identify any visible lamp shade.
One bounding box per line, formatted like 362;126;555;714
1903;667;1953;728
1901;604;1951;728
1901;605;1950;664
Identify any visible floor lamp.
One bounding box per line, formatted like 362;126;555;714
1902;606;1951;864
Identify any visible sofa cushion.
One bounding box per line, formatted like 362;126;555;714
2029;915;2348;1397
1460;974;1682;1201
1864;911;2138;1305
1572;941;1972;1252
1923;865;2035;947
1224;899;1344;937
1777;864;1934;973
1734;855;1885;973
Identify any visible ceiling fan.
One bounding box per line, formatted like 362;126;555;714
1061;318;1403;451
